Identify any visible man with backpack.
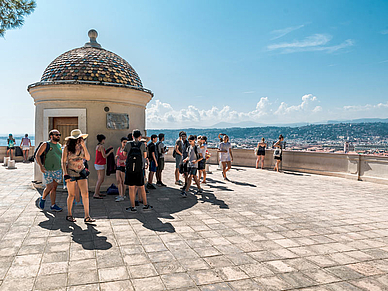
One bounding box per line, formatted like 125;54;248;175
156;133;167;187
36;129;63;212
123;130;153;212
146;134;158;189
181;135;203;197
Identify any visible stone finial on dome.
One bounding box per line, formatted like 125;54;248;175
84;29;102;48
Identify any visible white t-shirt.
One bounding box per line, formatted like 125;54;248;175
219;142;231;162
200;144;207;160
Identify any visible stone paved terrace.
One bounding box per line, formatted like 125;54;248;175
1;162;388;291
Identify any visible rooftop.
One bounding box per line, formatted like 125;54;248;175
1;163;388;290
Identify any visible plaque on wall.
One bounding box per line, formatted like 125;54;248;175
106;113;129;129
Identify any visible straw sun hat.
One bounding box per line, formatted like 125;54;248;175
65;129;88;141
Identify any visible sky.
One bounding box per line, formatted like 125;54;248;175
0;0;387;133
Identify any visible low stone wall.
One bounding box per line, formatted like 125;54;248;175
165;148;388;185
2;146;387;185
0;146;35;163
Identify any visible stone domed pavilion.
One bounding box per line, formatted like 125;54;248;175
28;29;153;188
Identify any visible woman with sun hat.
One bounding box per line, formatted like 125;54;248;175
62;129;95;223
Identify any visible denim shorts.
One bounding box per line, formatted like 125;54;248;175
43;169;63;185
175;155;182;169
94;164;105;171
149;160;157;173
188;167;198;176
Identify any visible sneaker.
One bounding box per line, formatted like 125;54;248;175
156;181;161;185
143;204;153;210
175;181;181;185
145;189;150;194
115;196;121;199
180;191;187;198
50;204;63;212
125;207;137;212
115;196;125;202
178;180;183;185
38;198;45;210
147;183;156;189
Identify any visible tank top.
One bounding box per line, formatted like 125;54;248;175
44;142;62;171
116;147;126;167
67;146;85;177
95;145;106;165
22;138;30;146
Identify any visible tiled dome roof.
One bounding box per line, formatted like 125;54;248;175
41;46;143;88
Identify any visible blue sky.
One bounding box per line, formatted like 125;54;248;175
0;0;387;132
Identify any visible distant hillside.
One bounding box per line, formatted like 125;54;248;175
327;118;388;124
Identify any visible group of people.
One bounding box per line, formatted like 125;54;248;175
6;133;32;162
255;134;285;172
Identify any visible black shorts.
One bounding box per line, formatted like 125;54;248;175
179;162;189;174
117;166;126;173
257;150;265;156
7;147;14;150
274;155;282;161
69;176;88;182
157;158;165;171
198;160;206;170
125;171;145;186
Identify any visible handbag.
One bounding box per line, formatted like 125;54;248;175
273;148;282;158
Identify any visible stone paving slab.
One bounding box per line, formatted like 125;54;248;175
0;162;388;290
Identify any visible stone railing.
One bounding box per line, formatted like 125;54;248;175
0;146;35;163
2;146;387;185
164;148;388;185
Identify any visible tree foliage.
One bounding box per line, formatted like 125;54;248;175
0;0;36;37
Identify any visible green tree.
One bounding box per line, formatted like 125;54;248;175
0;0;36;37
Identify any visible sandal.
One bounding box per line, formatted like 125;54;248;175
93;195;103;199
66;216;76;222
84;217;96;224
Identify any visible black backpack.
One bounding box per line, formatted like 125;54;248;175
34;141;50;164
126;142;143;173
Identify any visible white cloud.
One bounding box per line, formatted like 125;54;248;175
381;30;388;35
270;24;305;40
146;96;388;128
267;34;354;54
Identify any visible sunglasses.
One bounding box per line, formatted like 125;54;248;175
53;134;61;136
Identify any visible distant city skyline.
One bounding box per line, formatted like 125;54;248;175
0;0;387;133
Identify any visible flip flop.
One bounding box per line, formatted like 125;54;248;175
93;196;103;199
84;217;96;224
66;216;76;222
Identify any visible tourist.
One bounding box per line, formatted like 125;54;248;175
123;129;153;212
146;134;158;189
217;133;225;170
20;134;32;162
156;133;167;187
181;135;203;197
115;137;128;202
62;129;94;223
37;129;63;212
218;135;233;180
273;134;284;172
174;132;184;185
93;134;114;199
256;137;267;169
6;134;16;160
179;131;190;190
198;136;208;184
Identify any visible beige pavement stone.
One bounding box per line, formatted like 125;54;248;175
132;276;165;291
100;280;134;291
98;265;129;282
34;273;67;290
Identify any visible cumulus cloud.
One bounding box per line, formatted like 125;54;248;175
267;34;354;54
146;95;388;128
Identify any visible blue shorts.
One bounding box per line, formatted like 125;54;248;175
43;169;62;185
175;155;182;169
188;167;198;176
149;160;157;173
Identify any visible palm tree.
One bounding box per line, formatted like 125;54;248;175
0;0;36;37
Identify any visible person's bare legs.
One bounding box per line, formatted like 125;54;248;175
116;171;124;197
49;182;58;206
256;157;260;169
138;186;148;205
193;175;201;190
26;149;29;161
74;183;81;203
226;161;232;172
148;171;155;184
42;181;58;206
221;161;227;179
202;169;207;183
94;169;105;197
185;175;193;192
129;186;136;207
66;181;76;216
10;149;14;160
261;156;265;169
175;168;180;183
274;160;281;172
22;150;26;162
78;179;90;218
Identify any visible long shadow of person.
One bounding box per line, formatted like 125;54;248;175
37;203;112;251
